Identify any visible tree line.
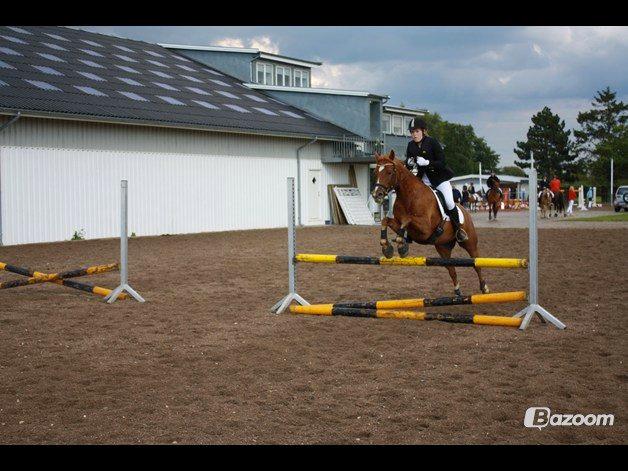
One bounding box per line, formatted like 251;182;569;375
513;87;627;192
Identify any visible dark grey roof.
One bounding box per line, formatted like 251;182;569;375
0;26;356;139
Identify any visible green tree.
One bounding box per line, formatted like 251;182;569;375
472;136;500;172
574;87;627;188
514;106;575;179
421;112;499;175
498;165;527;177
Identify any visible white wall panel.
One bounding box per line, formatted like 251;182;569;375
0;146;300;245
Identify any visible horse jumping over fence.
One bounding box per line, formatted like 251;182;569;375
371;151;489;295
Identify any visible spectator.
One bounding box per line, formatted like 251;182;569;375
586;186;594;208
567;186;577;215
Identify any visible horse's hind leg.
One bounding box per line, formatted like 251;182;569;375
460;238;489;294
435;244;461;296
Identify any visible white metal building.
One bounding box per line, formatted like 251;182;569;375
0;26;370;246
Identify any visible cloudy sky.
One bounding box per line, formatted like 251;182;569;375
78;26;628;166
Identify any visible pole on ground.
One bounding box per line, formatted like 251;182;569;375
104;180;145;304
513;167;565;330
271;177;309;314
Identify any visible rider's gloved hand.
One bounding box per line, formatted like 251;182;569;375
406;157;416;168
416;157;429;166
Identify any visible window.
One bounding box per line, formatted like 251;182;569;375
75;86;107;97
37;52;65;62
254;107;278;116
244;94;267;103
215;90;239;99
293;69;310;88
41;42;67;51
224;104;250;113
78;71;106;81
186;87;211;95
118;91;148;101
157;96;186;106
80;49;104;57
0;59;15;69
209;79;231;88
117;77;142;86
256;62;273;85
280;110;304;119
25;79;61;91
193;100;219;109
382;114;391;134
180;74;203;83
392;115;403;135
33;65;63;76
275;66;291;87
153;82;179;91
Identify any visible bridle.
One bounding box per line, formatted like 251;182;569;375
373;162;398;195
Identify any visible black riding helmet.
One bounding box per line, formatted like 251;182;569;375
408;116;427;132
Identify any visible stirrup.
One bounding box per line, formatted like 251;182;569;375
456;228;468;243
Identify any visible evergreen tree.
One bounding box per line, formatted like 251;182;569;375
472;136;500;172
514;106;575;179
574;87;627;188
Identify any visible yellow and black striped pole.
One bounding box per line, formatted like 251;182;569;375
294;254;528;269
289;305;522;328
0;263;119;289
292;291;526;311
0;262;127;299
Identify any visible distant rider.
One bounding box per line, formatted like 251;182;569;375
486;172;502;199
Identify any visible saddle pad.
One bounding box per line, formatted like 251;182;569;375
430;188;465;224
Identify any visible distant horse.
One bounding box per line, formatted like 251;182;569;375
371;150;489;295
469;193;482;212
552;190;566;217
539;189;553;218
487;183;502;221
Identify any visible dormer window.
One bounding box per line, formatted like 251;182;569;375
256;62;273;85
293;69;309;88
276;66;291;87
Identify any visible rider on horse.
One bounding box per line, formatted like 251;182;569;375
404;117;468;242
486;172;502;199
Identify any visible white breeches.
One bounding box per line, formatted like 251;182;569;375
567;200;574;214
422;174;456;210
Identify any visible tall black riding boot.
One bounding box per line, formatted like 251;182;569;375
447;206;468;243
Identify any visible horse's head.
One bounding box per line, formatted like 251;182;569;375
371;150;399;205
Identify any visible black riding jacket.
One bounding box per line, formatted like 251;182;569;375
487;175;500;189
405;136;454;187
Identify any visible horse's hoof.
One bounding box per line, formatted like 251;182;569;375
382;244;394;259
397;242;409;258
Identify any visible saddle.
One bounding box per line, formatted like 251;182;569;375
408;188;464;246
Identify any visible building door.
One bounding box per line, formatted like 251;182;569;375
307;169;322;224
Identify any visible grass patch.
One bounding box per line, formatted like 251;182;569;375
566;213;628;222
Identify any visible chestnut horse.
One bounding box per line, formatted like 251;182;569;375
371;151;489;295
487;184;501;221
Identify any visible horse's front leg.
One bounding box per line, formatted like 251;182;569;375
380;217;395;258
393;217;412;258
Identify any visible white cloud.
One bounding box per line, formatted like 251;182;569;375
211;35;280;54
249;36;280;54
214;37;245;48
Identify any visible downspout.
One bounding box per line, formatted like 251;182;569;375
296;136;318;226
0;112;21;246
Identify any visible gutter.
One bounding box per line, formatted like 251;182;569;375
296;136;318;226
0;111;21;246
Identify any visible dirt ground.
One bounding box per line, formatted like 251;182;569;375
0;223;626;444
